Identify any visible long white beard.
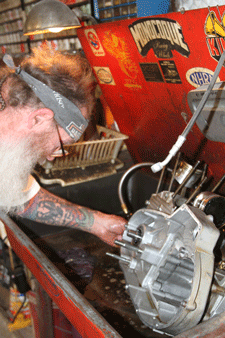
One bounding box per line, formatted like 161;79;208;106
0;138;40;213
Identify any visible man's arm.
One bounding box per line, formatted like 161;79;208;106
18;187;126;247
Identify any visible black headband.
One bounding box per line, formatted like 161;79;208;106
3;54;89;140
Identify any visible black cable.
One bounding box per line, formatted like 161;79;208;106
10;294;27;324
0;238;8;285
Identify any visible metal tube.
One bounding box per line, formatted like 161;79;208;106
211;173;225;193
185;176;208;205
106;252;131;264
117;162;154;216
114;240;143;254
168;152;181;193
201;163;208;182
156;164;166;194
127;231;142;240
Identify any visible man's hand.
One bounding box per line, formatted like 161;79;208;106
91;211;127;247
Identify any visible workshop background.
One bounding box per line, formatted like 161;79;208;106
1;1;225;338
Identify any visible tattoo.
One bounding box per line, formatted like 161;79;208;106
19;188;94;229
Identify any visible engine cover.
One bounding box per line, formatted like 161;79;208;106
119;204;220;336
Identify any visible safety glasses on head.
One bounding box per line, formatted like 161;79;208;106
2;54;89;140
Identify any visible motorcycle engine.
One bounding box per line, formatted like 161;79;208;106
109;160;225;336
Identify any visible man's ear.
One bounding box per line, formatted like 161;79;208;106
27;108;54;130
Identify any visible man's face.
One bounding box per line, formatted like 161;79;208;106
0;123;77;213
0;91;83;212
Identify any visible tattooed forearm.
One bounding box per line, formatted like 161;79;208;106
18;188;95;229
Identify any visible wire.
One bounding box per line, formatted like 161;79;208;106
10;294;27;324
151;49;225;173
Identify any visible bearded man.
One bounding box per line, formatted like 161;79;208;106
0;46;126;247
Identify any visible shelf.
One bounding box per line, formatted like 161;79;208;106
29;36;82;53
96;0;137;22
0;0;91;56
0;40;26;46
100;12;137;21
0;44;29;57
0;0;21;12
23;0;90;10
98;0;136;10
0;17;23;25
0;30;23;37
28;34;78;44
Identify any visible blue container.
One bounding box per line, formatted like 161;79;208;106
137;0;171;17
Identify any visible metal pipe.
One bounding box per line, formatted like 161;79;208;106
211;173;225;193
201;163;208;182
106;252;131;264
156;164;166;194
114;240;143;254
168;152;181;193
118;162;154;216
185;176;208;205
127;230;142;240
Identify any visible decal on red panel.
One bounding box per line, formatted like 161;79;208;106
140;63;164;82
102;31;142;89
129;18;190;58
159;60;181;83
205;10;225;62
186;67;221;88
84;28;105;56
93;66;116;85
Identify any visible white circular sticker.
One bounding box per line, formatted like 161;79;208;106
186;67;220;88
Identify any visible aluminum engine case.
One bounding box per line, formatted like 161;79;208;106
120;204;220;336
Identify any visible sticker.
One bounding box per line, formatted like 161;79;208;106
140;63;164;82
93;67;116;85
102;31;142;89
205;10;225;62
84;28;105;56
186;67;221;88
159;60;181;84
129;18;190;59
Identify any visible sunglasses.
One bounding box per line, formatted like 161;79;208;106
55;123;67;158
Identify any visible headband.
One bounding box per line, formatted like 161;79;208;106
3;54;89;140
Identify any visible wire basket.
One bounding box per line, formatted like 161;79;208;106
42;125;128;172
